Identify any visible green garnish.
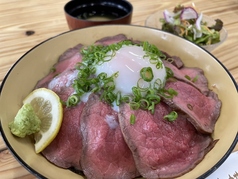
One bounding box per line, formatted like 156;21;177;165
130;114;136;124
165;67;174;79
164;111;178;122
192;75;198;83
158;87;178;99
185;75;199;83
140;67;154;82
50;67;56;73
185;75;191;81
66;40;178;122
66;94;80;107
143;41;166;68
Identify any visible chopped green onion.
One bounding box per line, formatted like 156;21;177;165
130;114;136;124
158;88;178;99
156;61;163;69
116;92;121;106
132;86;143;102
137;78;150;91
165;67;174;79
185;74;199;83
142;41;166;68
50;67;56;73
140;67;154;82
148;102;155;114
164;111;178;122
98;72;107;80
130;102;140;110
139;99;150;110
66;94;80;107
146;94;161;104
192;75;198;83
65;39;179;125
121;95;130;103
153;78;164;90
185;75;191;81
166;58;174;63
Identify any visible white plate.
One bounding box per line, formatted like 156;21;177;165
207;150;238;178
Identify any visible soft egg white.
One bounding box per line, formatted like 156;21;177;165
95;45;167;95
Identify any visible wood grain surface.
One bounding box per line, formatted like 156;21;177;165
0;0;238;178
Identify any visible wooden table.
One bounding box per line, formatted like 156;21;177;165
0;0;237;178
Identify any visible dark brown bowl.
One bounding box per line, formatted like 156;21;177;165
64;0;133;30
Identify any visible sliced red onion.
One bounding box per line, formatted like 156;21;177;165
163;9;175;24
196;13;203;31
180;7;198;20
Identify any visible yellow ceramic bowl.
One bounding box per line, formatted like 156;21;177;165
0;25;237;179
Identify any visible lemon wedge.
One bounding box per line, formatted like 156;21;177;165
23;88;63;153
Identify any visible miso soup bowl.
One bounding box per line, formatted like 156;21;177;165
64;0;133;30
0;25;238;179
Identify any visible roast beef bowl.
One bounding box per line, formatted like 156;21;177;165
0;25;238;179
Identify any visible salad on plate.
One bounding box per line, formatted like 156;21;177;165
160;5;223;46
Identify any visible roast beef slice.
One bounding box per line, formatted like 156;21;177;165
95;34;128;46
36;34;128;89
80;94;139;179
163;60;209;95
164;80;221;133
35;44;83;88
162;51;184;69
46;68;78;101
119;102;214;179
42;102;85;170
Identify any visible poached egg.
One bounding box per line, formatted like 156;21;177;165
95;45;167;95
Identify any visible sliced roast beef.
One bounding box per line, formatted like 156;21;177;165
179;66;209;94
36;34;128;88
164;80;221;133
42;102;85;170
58;44;84;62
80;94;139;179
163;60;209;95
162;52;184;68
41;67;84;170
119;102;215;179
35;44;83;88
95;34;128;46
47;69;78;101
170;55;184;68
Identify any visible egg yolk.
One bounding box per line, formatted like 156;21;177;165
95;45;167;95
